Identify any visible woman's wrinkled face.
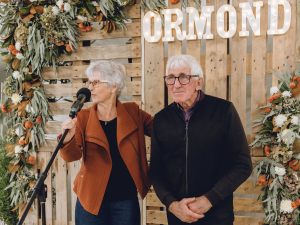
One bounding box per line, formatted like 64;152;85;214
87;74;115;104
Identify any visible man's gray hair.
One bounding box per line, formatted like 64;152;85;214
85;61;126;98
166;55;203;79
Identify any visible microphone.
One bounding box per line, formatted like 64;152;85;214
69;88;91;118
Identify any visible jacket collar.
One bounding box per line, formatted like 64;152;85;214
84;100;138;150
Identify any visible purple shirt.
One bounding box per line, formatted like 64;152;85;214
176;90;204;121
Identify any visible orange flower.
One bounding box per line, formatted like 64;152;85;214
66;45;72;52
12;49;18;55
273;94;280;100
290;82;297;88
81;26;87;32
25;121;34;129
297;77;300;83
61;5;64;10
272;104;276;107
265;108;271;113
36;117;43;124
19;140;25;146
268;96;274;103
293;76;298;81
1;104;5;109
170;0;179;3
86;26;92;32
78;23;84;28
256;181;262;186
295;199;300;206
259;174;266;183
292;202;297;209
8;45;15;51
1;108;7;113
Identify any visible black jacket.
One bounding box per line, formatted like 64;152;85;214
149;94;252;218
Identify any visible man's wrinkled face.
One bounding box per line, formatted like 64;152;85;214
166;67;203;104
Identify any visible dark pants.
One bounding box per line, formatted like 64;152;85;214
167;211;234;225
75;197;140;225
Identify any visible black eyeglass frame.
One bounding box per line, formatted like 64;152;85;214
163;74;199;85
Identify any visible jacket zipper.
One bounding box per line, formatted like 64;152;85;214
85;136;109;148
185;121;189;197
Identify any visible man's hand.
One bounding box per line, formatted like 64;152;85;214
187;196;212;215
168;198;205;223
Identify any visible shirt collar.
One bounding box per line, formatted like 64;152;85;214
176;90;204;112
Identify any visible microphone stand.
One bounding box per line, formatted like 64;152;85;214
17;91;88;225
17;128;70;225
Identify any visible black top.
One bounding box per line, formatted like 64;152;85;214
149;94;252;218
100;118;137;202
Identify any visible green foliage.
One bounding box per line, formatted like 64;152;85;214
0;138;18;225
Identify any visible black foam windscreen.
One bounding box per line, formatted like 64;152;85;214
76;88;91;102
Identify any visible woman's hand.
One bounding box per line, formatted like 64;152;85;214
61;118;77;144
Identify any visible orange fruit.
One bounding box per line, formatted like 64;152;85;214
293;76;298;81
289;159;299;171
86;26;92;32
273;94;280;99
295;199;300;206
81;26;87;32
256;181;262;186
19;140;25;145
258;174;266;183
8;45;15;51
12;49;18;55
25;121;34;129
265;108;271;113
290;82;297;88
78;23;84;28
297;77;300;83
268;96;274;103
2;108;7;113
292;202;297;209
36;117;43;124
66;45;72;52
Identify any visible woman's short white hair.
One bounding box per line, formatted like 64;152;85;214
166;55;203;79
85;61;126;98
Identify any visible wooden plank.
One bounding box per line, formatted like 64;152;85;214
147;210;167;224
58;44;141;61
205;0;227;99
78;22;141;41
42;63;142;79
44;81;141;97
122;4;141;19
234;216;264;225
272;0;296;87
38;152;53;225
234;180;262;195
233;198;263;213
296;0;300;68
69;160;81;224
167;1;182;105
146;193;164;207
231;0;247;129
251;0;268;157
55;155;68;225
144;18;165;115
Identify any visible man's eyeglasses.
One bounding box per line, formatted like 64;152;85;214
86;80;109;88
164;74;199;85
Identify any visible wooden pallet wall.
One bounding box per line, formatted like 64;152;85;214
144;0;297;225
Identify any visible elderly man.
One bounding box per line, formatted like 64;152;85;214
149;55;252;225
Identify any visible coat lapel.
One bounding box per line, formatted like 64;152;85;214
116;100;138;146
85;104;109;151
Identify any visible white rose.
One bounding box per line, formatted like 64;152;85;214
11;93;23;104
14;145;23;154
275;166;286;176
291;116;299;125
23;68;29;73
270;86;279;96
15;42;21;51
12;71;22;79
280;199;294;213
56;0;64;8
282;91;292;98
77;15;87;22
275;114;287;127
15;127;23;137
64;3;71;11
52;6;59;15
16;53;24;60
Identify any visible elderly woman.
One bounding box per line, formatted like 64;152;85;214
60;61;153;225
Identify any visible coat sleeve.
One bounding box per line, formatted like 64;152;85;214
139;108;153;137
204;103;253;206
149;117;177;209
58;116;84;162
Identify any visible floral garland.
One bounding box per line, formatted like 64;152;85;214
251;61;300;225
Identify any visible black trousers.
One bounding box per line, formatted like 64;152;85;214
167;211;234;225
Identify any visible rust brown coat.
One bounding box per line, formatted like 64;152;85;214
59;100;153;215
